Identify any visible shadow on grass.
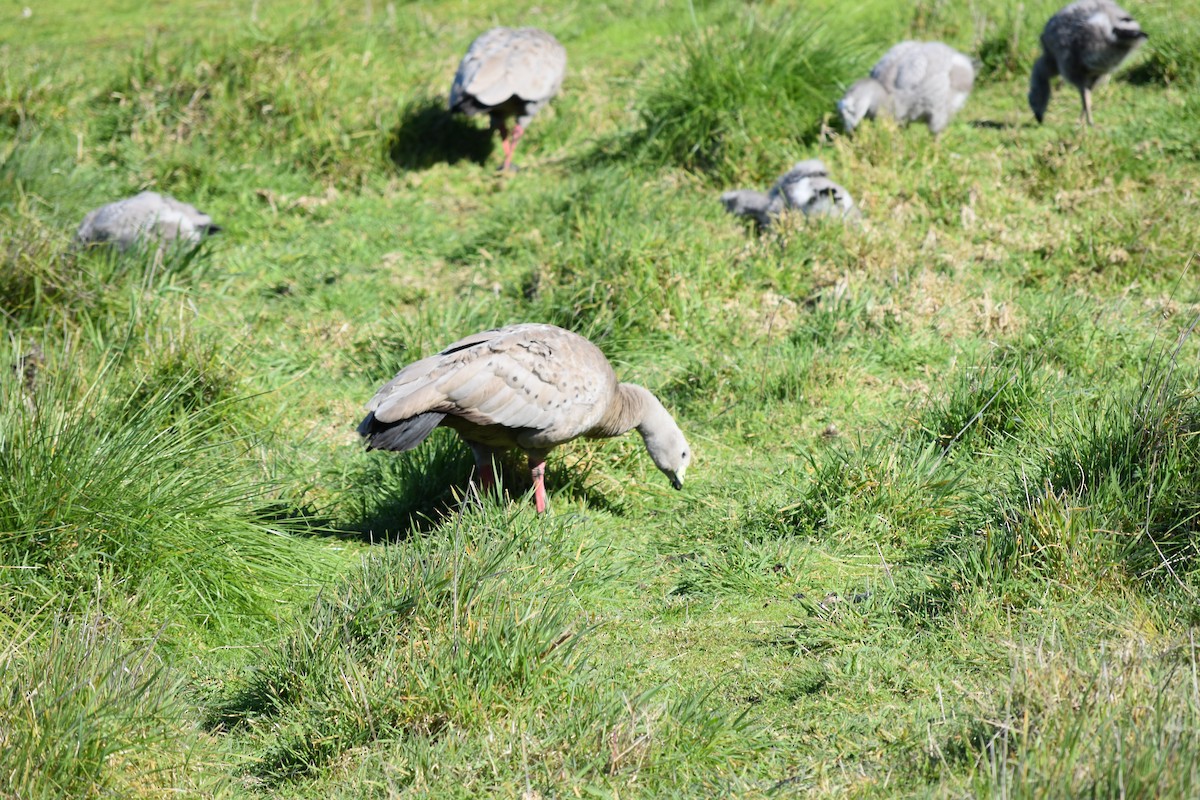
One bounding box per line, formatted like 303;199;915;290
340;433;628;541
386;97;494;170
969;119;1030;130
341;432;476;541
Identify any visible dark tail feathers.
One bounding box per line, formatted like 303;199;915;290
358;411;446;452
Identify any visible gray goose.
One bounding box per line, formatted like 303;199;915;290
1030;0;1147;125
449;27;567;171
74;191;220;252
838;41;976;135
721;159;858;228
358;324;690;513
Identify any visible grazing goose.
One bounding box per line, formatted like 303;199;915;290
838;41;976;135
721;159;858;228
74;191;220;252
449;27;567;171
358;324;690;513
1030;0;1147;125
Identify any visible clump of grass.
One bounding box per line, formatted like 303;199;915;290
634;11;867;184
962;322;1200;590
1046;358;1200;583
123;326;247;429
214;511;588;782
918;347;1046;452
968;631;1200;797
0;341;333;627
0;218;215;333
974;8;1031;84
0;611;216;798
787;438;972;553
0;219;67;322
88;20;396;188
1122;14;1200;87
215;507;760;790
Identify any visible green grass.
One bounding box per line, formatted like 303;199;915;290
3;0;1200;795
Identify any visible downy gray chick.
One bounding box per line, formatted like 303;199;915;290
1030;0;1147;125
839;41;976;135
75;191;220;252
721;159;858;229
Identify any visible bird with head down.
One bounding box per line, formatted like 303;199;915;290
1029;0;1148;125
358;324;690;513
449;27;567;172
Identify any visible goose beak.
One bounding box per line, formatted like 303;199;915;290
667;465;685;490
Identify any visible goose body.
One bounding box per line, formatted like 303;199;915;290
75;191;220;252
449;27;567;171
1030;0;1147;124
358;324;689;512
839;41;976;134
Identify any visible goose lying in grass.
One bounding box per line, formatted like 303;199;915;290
721;159;859;229
838;41;976;135
1030;0;1147;125
74;191;220;252
449;27;567;172
358;323;690;513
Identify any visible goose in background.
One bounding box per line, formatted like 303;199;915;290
839;41;976;135
1030;0;1147;125
449;27;567;171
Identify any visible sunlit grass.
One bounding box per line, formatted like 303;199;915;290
2;0;1200;795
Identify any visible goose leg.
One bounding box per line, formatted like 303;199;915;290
493;120;514;172
1080;86;1094;126
468;442;499;496
528;453;548;514
501;124;525;172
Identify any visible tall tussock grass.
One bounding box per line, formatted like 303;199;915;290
1046;341;1200;584
969;631;1200;797
1122;8;1200;87
974;4;1036;84
214;513;590;781
960;318;1200;590
214;510;757;790
918;347;1047;453
0;610;218;798
0;219;216;337
89;23;395;187
634;10;867;184
0;341;332;628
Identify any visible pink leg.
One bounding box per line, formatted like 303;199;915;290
507;124;525;171
493;120;514;172
500;124;525;172
529;457;547;514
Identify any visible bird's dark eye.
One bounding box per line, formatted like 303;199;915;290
682;451;688;458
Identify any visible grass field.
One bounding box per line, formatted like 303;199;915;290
3;0;1200;795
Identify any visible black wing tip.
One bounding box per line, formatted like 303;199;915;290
357;411;445;453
